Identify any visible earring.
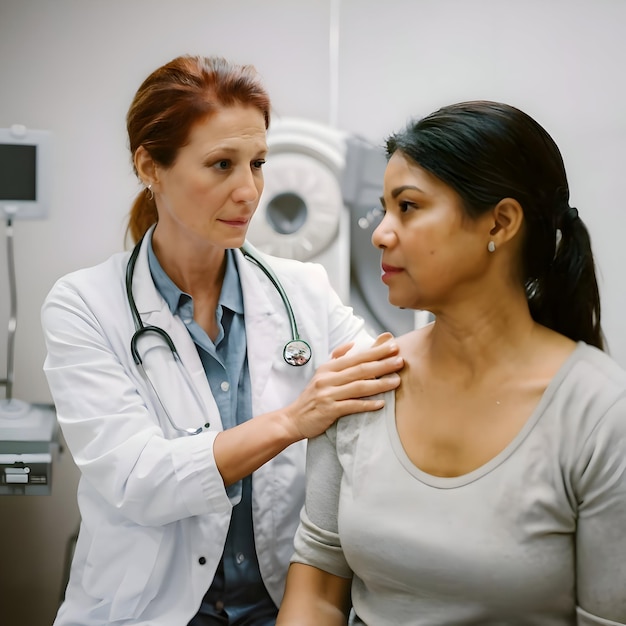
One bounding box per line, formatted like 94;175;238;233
145;183;154;201
487;241;496;253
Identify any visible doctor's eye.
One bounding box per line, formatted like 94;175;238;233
212;159;231;171
252;159;266;170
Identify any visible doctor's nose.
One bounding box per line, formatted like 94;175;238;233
232;169;262;204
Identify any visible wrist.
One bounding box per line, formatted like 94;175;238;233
273;405;305;445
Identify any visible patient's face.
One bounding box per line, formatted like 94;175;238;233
373;152;490;312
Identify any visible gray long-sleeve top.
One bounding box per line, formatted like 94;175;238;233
292;343;626;625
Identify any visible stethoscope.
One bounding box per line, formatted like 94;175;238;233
125;235;312;435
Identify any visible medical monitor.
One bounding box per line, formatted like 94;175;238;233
0;126;51;220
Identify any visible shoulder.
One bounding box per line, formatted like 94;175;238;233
563;343;626;411
47;251;128;294
42;251;129;314
552;343;626;444
325;390;393;461
561;345;626;510
559;344;626;482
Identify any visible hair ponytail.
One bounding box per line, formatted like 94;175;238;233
126;190;157;245
527;207;604;350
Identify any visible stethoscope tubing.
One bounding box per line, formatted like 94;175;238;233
125;235;312;435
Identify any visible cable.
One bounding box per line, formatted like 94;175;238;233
328;0;341;128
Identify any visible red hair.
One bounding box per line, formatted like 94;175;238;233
125;55;271;243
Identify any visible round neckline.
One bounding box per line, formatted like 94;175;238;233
385;342;587;489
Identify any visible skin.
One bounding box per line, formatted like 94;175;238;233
134;104;404;486
136;105;268;340
276;151;577;624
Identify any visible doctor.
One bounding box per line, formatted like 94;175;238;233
42;54;402;626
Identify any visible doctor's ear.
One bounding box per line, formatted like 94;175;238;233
134;146;158;186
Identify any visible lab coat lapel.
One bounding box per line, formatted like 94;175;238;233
236;248;282;402
130;232;222;431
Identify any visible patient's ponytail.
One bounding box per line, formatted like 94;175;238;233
527;205;603;349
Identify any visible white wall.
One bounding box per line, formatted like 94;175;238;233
0;1;625;623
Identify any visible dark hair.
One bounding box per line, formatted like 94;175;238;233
125;54;271;244
386;100;604;350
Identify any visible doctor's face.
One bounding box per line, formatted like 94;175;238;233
153;104;268;250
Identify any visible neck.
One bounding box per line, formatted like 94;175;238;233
151;229;227;298
418;288;539;384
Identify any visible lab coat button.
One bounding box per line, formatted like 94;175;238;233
198;557;206;565
220;381;230;392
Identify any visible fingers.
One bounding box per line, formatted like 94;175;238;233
330;332;396;363
326;336;401;374
349;354;403;385
285;333;403;440
331;369;401;403
321;352;403;391
286;370;401;439
371;331;395;347
330;341;354;360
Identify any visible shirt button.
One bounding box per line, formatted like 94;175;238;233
220;381;230;392
236;552;245;564
183;318;192;325
198;557;206;565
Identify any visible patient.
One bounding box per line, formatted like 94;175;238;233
276;101;626;625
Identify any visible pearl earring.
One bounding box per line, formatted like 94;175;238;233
487;241;496;253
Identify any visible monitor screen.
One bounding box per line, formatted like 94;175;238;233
0;144;37;201
0;127;50;220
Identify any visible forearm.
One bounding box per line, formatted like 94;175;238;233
276;563;352;626
213;408;297;486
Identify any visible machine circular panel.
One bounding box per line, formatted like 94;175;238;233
249;151;344;261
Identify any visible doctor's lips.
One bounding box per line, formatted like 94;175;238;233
219;216;251;227
381;263;403;282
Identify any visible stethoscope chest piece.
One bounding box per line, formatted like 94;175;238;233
283;339;312;367
240;241;313;367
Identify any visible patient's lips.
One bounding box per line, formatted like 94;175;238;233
381;262;403;283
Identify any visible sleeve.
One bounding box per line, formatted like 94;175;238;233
291;425;353;578
574;394;626;624
41;279;231;527
327;290;372;353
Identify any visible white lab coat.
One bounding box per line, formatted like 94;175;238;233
42;233;371;626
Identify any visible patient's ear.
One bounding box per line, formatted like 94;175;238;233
489;197;524;244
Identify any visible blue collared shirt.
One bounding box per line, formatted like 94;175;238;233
147;238;277;623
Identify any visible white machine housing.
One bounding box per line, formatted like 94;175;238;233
247;117;431;336
247;118;351;304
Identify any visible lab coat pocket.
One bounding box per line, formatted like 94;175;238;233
83;523;164;620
